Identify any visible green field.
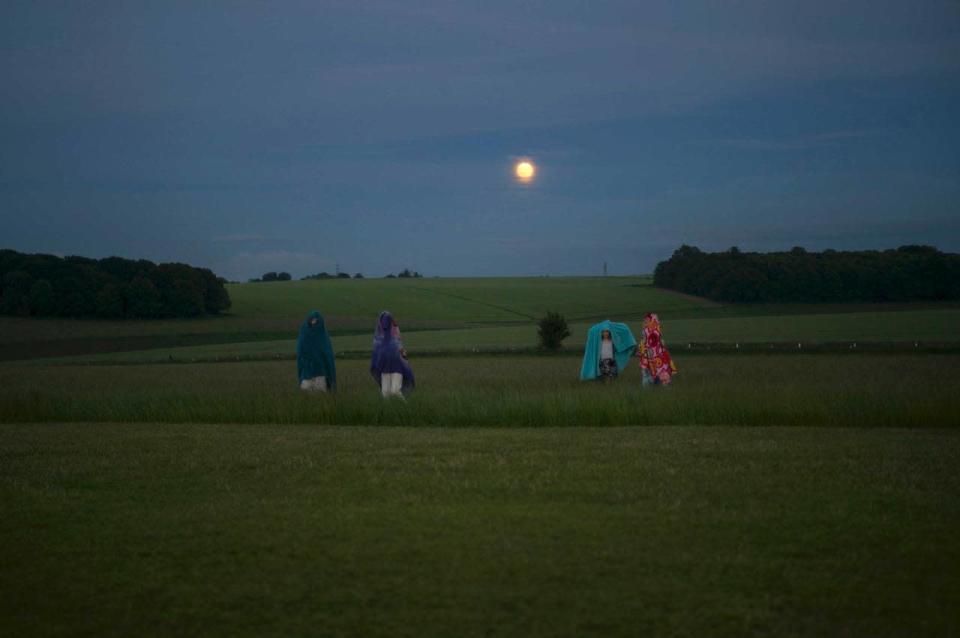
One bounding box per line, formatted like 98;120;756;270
2;355;958;427
2;277;959;636
1;424;958;637
2;277;958;364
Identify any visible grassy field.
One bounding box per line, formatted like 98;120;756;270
1;424;957;637
225;276;709;323
2;277;959;635
29;308;960;365
2;355;958;427
3;277;958;363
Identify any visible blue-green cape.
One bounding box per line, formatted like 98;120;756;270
297;310;336;389
579;320;637;381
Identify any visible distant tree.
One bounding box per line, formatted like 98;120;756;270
653;244;960;303
157;263;205;317
261;272;279;282
125;277;162;318
199;268;231;314
1;270;33;316
385;274;396;278
537;311;571;351
278;272;292;281
398;268;413;278
29;279;56;316
353;273;364;279
897;245;939;255
336;272;351;279
96;283;125;318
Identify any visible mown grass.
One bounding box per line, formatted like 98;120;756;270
1;424;957;637
2;355;958;427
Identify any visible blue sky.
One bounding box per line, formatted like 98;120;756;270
2;1;958;279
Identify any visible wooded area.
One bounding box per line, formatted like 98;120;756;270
0;249;231;318
653;245;960;302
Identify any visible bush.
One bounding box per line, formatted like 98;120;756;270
537;311;570;351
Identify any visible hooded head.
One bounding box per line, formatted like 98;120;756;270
643;313;662;346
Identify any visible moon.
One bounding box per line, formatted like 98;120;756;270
515;160;536;183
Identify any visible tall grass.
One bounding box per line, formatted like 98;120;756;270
2;355;957;427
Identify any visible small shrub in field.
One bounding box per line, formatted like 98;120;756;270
538;311;570;351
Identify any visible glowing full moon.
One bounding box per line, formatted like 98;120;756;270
515;160;536;183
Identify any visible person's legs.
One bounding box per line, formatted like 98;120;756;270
381;374;392;397
301;376;327;391
389;372;403;397
599;358;617;381
381;373;403;397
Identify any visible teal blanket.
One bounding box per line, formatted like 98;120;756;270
579;320;637;381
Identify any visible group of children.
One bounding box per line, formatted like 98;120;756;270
296;310;676;398
297;310;414;399
579;314;677;386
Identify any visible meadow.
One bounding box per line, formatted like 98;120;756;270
2;276;957;364
1;355;958;427
1;424;958;637
2;277;959;636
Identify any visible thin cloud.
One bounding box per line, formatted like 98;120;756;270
691;129;886;151
212;234;282;243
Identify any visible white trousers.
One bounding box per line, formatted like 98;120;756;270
300;376;327;392
381;372;403;398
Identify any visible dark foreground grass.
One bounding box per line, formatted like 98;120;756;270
1;424;958;637
2;355;959;427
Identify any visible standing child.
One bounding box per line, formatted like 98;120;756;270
579;320;637;382
598;329;617;380
637;312;677;386
297;310;336;392
370;311;415;398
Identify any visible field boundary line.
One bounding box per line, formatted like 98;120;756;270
404;285;537;320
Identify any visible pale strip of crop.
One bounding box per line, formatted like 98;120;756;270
26;308;960;365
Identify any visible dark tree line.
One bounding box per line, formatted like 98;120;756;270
653;245;960;303
386;269;423;279
251;271;292;282
302;272;360;280
0;249;231;318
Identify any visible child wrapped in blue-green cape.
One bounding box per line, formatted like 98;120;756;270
579;320;637;381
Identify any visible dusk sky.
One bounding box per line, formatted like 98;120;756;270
2;1;959;280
